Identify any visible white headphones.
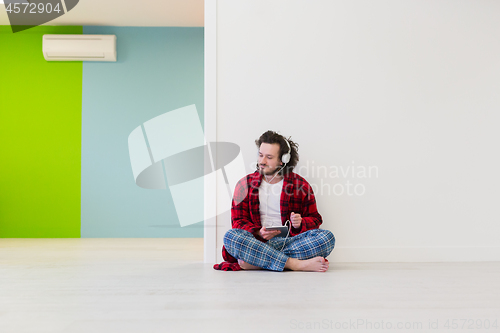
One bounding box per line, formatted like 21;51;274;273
263;137;291;183
281;138;291;165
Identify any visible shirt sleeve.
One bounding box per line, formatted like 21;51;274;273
290;178;322;235
231;177;262;237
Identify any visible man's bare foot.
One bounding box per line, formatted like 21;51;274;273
238;259;263;270
284;257;329;272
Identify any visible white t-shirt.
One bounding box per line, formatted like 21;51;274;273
259;179;283;227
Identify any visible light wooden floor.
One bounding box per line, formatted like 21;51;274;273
1;239;499;333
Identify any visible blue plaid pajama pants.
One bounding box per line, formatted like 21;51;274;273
223;228;335;271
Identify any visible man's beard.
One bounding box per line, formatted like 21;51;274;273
259;164;282;176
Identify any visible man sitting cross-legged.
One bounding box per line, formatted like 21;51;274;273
219;130;335;272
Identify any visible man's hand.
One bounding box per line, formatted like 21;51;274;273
291;212;302;229
258;227;282;240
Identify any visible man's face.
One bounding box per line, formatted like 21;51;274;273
258;143;282;175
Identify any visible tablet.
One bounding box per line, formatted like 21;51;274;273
266;226;289;238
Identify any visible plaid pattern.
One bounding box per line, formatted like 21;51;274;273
212;248;242;271
232;171;322;241
223;228;335;272
216;171;331;271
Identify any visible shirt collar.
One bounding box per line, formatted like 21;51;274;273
251;170;292;188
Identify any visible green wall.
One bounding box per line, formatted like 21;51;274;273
0;26;82;237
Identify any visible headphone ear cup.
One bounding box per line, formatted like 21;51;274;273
281;153;291;164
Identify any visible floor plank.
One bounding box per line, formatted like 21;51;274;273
1;239;499;333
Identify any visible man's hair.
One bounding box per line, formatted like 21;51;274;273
255;130;299;174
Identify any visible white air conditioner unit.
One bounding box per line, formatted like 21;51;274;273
42;35;117;62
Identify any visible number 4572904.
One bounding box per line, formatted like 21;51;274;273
5;2;61;14
444;319;497;330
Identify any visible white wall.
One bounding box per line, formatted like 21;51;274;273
213;0;500;262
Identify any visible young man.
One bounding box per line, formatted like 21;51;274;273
221;130;335;272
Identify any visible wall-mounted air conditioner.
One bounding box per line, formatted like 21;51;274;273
42;35;117;62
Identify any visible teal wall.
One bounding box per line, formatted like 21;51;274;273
0;25;82;238
81;27;204;237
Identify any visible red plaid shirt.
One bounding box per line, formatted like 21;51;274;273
220;171;322;263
